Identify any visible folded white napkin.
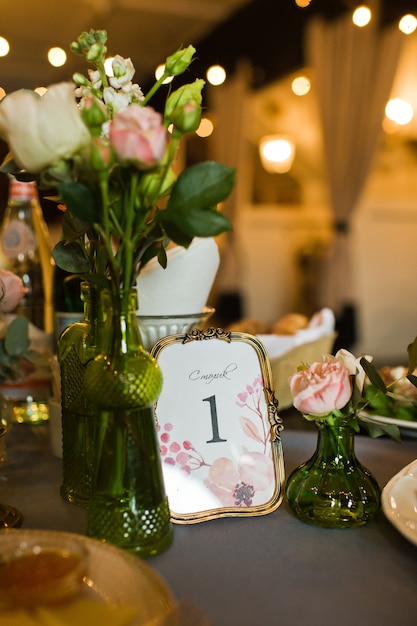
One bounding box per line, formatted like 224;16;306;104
258;308;336;360
136;238;220;315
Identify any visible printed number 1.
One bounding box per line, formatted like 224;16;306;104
203;395;227;443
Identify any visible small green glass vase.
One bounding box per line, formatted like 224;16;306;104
58;283;110;507
84;290;173;557
285;420;381;528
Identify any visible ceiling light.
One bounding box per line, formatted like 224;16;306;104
399;14;417;35
385;98;414;126
207;65;226;86
0;37;9;57
48;47;67;67
259;135;295;174
196;118;214;138
352;6;372;27
291;75;310;96
155;64;173;84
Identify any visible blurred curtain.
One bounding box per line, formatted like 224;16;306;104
208;61;252;320
306;14;403;316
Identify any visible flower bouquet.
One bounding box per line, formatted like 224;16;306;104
285;348;401;528
0;29;235;555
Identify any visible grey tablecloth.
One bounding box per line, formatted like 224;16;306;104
2;421;417;626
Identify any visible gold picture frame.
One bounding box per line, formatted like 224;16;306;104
151;328;285;524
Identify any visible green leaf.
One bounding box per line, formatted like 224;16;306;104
58;181;97;223
60;210;92;243
52;240;92;273
24;349;49;366
407;336;417;374
4;317;30;356
159;161;234;239
360;357;387;392
406;373;417;388
359;416;402;443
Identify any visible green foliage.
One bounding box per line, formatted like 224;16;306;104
0;316;48;382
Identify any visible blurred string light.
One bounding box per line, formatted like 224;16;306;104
399;14;417;34
352;5;372;27
0;37;9;57
291;75;310;96
155;64;173;84
385;98;414;126
48;46;67;67
196;117;214;138
206;65;226;86
259;135;296;174
294;0;311;6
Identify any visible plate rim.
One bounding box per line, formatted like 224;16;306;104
359;411;417;432
382;458;417;546
0;528;175;621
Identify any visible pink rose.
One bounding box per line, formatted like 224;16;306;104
109;104;166;169
289;360;352;416
0;270;28;312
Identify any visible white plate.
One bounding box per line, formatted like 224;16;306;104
0;529;174;624
360;412;417;438
382;459;417;546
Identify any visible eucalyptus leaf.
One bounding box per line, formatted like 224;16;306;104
407;336;417;374
4;317;30;356
360;357;387;392
359;416;402;443
58;181;97;223
53;240;92;273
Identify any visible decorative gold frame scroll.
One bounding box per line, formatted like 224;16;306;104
151;328;285;524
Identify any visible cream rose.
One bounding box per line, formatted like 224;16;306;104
0;82;91;172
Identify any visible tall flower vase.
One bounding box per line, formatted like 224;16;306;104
58;283;110;507
84;290;173;557
285;420;381;528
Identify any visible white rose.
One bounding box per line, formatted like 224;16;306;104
324;348;372;393
0;82;91;172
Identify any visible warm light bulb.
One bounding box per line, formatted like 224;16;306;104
259;135;295;173
196;118;214;138
155;64;173;84
291;75;310;96
48;46;67;67
399;14;417;35
385;98;414;126
206;65;226;86
352;6;372;27
0;37;9;57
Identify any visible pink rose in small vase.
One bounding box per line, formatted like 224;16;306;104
0;269;27;313
289;360;352;416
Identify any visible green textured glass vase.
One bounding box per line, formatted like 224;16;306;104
285;420;381;528
84;290;173;557
58;283;109;507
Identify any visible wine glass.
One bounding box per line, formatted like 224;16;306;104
0;417;22;528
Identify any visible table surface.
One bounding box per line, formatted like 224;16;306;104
2;416;417;626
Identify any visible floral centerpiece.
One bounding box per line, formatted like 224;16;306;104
0;29;235;556
0;269;47;383
285;348;400;528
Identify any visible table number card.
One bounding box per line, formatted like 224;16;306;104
151;328;285;523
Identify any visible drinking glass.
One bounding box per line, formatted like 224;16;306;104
0;417;22;528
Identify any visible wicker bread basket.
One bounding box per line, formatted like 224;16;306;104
269;332;337;410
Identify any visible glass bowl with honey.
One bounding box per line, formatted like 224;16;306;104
0;530;88;608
